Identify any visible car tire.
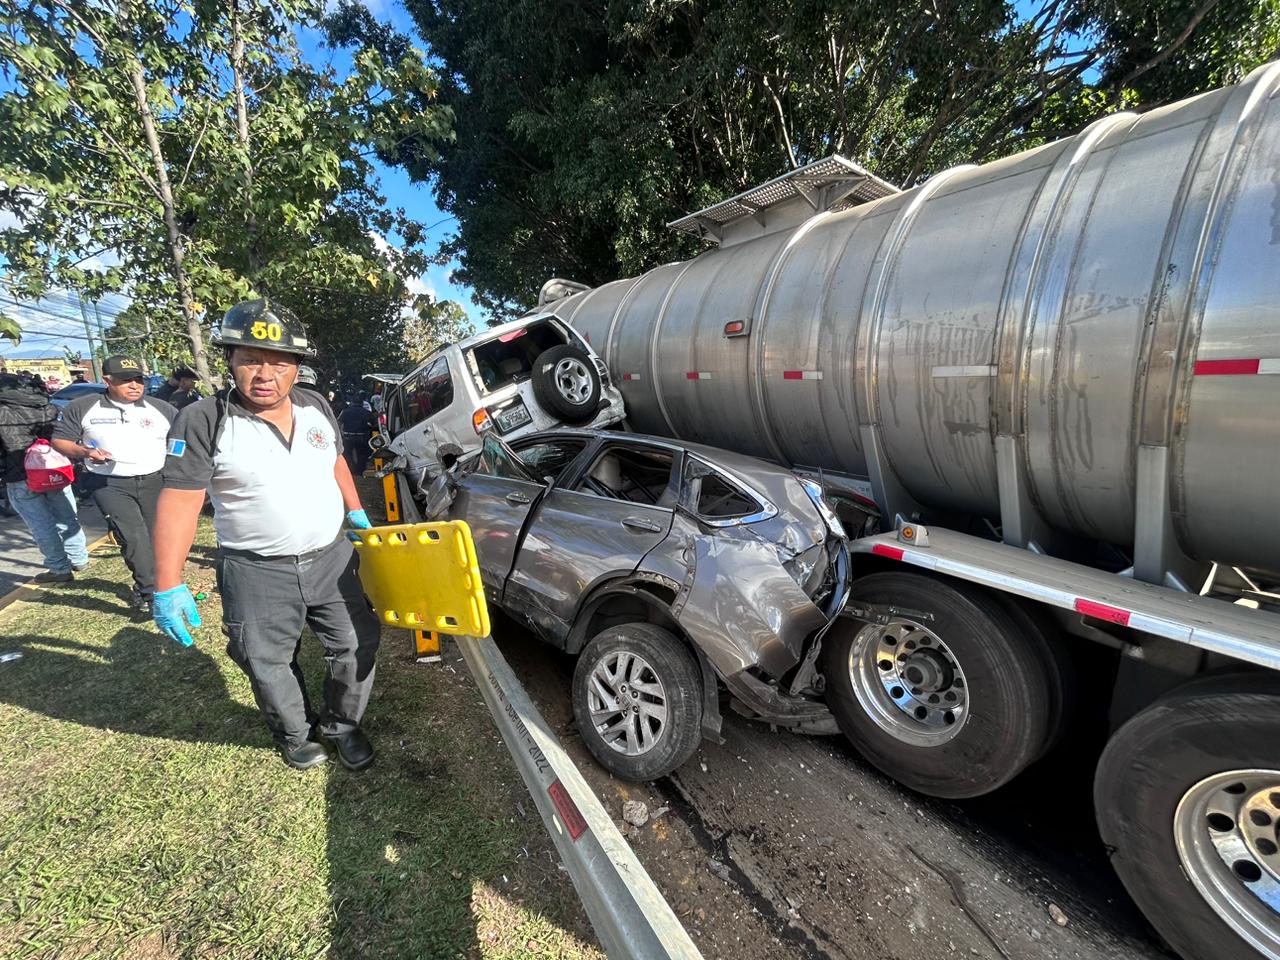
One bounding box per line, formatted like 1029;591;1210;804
572;623;703;781
820;572;1052;798
532;344;601;424
1095;675;1280;960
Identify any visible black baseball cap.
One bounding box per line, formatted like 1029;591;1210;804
102;355;145;378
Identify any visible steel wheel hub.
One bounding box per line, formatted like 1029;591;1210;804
1175;769;1280;958
554;358;593;405
586;651;668;757
848;619;969;746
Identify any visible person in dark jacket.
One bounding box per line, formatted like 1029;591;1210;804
154;367;199;410
0;373;90;582
337;400;378;476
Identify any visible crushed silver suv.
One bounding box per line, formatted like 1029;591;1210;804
382;315;625;498
424;429;852;780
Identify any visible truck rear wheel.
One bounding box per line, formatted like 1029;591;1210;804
1095;675;1280;960
572;623;703;781
820;572;1052;798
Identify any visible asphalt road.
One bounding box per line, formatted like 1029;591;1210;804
487;618;1177;960
0;494;107;597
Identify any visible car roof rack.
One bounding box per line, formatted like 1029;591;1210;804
667;155;899;244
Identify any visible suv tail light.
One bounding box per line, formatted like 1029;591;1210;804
472;408;492;434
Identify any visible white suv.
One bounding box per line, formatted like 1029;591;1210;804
383;313;626;493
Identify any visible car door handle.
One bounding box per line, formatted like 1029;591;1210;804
621;516;662;533
505;492;531;505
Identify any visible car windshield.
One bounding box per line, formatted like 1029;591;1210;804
466;320;569;395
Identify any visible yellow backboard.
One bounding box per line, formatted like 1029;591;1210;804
351;521;490;637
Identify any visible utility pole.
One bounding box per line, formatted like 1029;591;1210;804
78;298;100;381
91;300;109;364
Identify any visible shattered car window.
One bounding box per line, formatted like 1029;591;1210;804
475;435;536;481
512;438;588;483
575;445;675;505
683;457;759;519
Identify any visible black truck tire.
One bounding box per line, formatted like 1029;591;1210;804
572;623;703;781
1095;675;1280;960
820;571;1053;798
531;344;601;423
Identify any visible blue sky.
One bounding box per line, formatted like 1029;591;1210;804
296;0;478;323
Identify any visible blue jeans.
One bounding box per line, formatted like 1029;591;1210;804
6;482;90;574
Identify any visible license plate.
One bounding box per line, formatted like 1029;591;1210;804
495;403;531;433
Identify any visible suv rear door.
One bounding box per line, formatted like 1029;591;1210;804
504;438;676;644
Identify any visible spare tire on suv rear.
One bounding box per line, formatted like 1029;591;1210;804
531;344;601;423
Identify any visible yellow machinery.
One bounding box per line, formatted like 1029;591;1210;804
350;520;490;640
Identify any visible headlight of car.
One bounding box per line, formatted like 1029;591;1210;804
799;478;848;539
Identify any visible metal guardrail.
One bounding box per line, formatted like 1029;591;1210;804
455;634;704;960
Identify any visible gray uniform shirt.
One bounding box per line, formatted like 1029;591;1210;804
163;389;346;556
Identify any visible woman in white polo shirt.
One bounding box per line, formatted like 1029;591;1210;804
150;301;380;772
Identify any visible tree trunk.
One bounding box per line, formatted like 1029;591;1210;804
229;0;259;276
119;0;212;388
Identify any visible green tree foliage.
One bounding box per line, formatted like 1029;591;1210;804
0;313;19;344
0;0;453;384
404;0;1279;316
403;296;470;363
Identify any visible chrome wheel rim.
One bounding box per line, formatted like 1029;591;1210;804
587;651;668;756
1174;769;1280;958
554;358;593;405
847;619;968;745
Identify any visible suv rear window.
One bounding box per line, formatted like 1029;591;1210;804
467;320;570;394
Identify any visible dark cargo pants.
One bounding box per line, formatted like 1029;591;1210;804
216;538;381;750
86;471;162;597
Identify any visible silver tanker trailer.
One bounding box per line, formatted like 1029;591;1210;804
529;60;1280;960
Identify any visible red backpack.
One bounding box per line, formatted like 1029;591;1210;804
24;439;75;493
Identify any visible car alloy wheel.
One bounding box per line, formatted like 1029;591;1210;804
586;650;669;757
554;356;595;406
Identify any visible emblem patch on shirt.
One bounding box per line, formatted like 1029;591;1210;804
306;427;330;449
167;438;187;457
138;416;155;429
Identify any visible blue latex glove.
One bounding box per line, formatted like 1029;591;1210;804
154;585;201;647
346;509;372;529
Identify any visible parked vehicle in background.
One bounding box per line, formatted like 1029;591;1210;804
49;382;106;409
530;62;1280;960
381;315;626;506
424;428;850;780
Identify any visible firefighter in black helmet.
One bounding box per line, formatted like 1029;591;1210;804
151;300;382;771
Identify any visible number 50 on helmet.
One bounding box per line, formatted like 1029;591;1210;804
213;299;316;358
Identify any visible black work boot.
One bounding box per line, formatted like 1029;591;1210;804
323;727;374;771
280;740;329;770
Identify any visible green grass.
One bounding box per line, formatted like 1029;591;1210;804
0;522;603;960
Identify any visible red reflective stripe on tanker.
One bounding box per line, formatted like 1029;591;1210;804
1193;358;1266;376
782;370;823;380
1074;598;1131;626
547;779;589;841
622;373;642;381
686;371;713;380
872;544;905;560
